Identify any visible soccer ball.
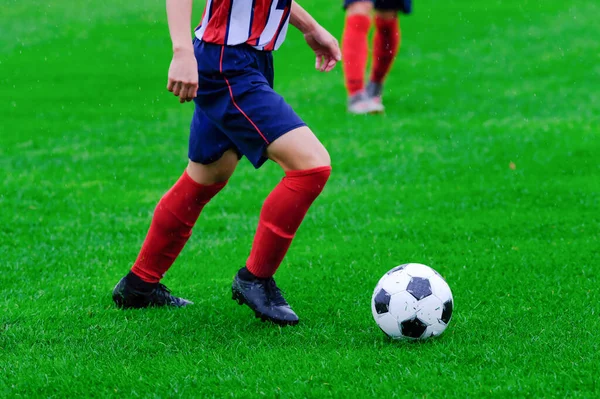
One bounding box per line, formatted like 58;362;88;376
371;263;453;340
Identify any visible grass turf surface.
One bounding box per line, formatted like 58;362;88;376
1;0;599;397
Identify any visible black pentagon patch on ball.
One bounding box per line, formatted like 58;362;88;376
441;299;453;324
387;264;408;275
373;288;391;314
406;277;432;300
400;317;428;339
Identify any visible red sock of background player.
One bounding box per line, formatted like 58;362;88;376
342;14;371;96
130;170;227;284
246;166;331;279
370;15;401;85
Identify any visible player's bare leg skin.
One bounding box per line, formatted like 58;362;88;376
232;127;331;326
265;126;331;170
186;149;239;185
366;10;401;111
112;150;238;309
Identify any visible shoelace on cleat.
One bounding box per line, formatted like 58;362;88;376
264;279;288;307
152;284;177;304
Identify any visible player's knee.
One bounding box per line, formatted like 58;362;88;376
187;150;238;185
285;165;331;197
294;144;331;171
293;131;331;169
266;126;331;171
347;1;373;15
312;145;331;168
313;165;332;195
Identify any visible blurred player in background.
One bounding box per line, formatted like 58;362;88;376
112;0;341;326
342;0;412;114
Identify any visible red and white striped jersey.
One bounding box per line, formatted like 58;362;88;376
195;0;293;51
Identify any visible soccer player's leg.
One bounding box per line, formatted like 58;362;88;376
246;127;330;269
112;109;238;309
194;44;331;325
232;127;331;326
342;0;380;114
366;0;407;109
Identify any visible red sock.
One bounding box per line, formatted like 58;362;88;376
131;171;227;283
246;166;332;278
370;15;401;84
342;14;371;96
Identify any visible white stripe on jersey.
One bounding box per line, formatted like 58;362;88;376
194;0;213;40
273;12;290;49
257;0;285;48
226;0;253;45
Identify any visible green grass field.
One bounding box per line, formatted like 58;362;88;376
2;0;599;397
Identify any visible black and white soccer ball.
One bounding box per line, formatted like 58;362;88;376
371;263;453;340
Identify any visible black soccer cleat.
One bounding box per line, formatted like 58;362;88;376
232;273;299;326
112;276;193;309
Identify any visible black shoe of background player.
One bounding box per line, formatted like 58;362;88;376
232;267;299;326
112;272;192;309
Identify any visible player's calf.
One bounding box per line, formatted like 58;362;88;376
367;12;400;112
231;127;331;325
342;2;372;102
245;164;331;279
233;165;330;325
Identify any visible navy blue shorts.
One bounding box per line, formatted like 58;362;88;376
343;0;412;13
189;40;306;169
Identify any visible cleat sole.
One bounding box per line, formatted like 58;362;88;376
232;290;245;305
232;288;299;326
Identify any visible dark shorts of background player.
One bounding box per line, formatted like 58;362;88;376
343;0;412;13
189;39;306;169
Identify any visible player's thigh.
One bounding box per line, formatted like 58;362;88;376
188;104;240;184
216;74;330;171
194;43;329;171
194;43;309;169
266;126;331;171
186;150;239;185
345;0;374;15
